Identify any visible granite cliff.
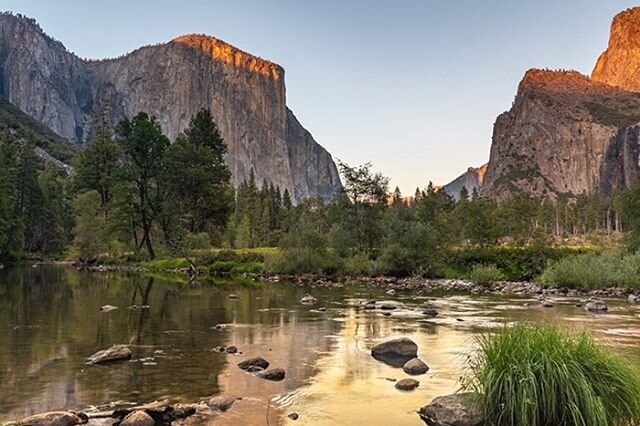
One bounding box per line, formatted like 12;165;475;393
443;164;487;200
483;7;640;200
0;13;341;202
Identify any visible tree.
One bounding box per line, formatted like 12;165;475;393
73;127;121;215
166;109;233;236
337;161;389;253
116;113;170;259
72;191;109;261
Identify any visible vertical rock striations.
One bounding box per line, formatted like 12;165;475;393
0;13;341;202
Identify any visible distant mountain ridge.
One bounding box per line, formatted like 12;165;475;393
0;13;341;202
481;7;640;200
442;164;487;200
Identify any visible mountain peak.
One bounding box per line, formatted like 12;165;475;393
518;69;616;96
172;34;282;80
592;7;640;91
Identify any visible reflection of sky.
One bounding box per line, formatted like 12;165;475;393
2;267;640;425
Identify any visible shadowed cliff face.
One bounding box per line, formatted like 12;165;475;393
483;8;640;200
0;14;341;202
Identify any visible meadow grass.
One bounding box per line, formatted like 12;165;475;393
539;250;640;288
463;323;640;426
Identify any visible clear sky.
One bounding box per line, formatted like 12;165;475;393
3;1;639;194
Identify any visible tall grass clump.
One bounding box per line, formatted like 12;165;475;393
539;250;640;288
463;323;640;426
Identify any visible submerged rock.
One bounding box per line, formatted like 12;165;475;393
419;393;483;426
226;346;238;354
18;411;88;426
120;410;154;426
254;368;286;381
288;412;299;420
363;302;377;310
395;378;419;391
540;300;554;308
403;358;429;375
628;294;637;304
386;289;396;296
86;345;132;365
207;395;238;412
227;294;240;300
371;338;418;367
237;357;270;371
422;309;438;318
585;300;608;312
100;305;118;312
300;294;318;305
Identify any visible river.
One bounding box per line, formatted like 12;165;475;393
1;265;639;425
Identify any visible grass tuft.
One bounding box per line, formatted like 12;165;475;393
462;323;640;426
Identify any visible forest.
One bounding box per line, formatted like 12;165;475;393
3;109;640;284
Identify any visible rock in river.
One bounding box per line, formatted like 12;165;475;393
300;294;318;305
18;411;88;426
371;338;418;367
629;294;637;304
237;357;270;371
403;358;429;375
585;300;608;312
100;305;118;312
120;410;154;426
254;368;286;381
86;345;132;365
422;309;438;318
395;378;419;391
207;395;238;412
419;393;484;426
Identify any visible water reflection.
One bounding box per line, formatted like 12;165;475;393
0;266;640;425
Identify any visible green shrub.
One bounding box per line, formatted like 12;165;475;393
463;323;640;426
446;246;597;281
467;264;505;284
539;250;640;288
264;247;338;275
341;253;376;276
183;232;211;250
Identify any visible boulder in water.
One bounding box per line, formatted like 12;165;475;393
403;358;429;375
395;378;419;391
120;411;154;426
18;411;88;426
100;305;118;312
585;300;608;312
86;345;132;365
300;294;318;305
419;393;484;426
371;337;418;367
238;357;270;371
207;395;238;412
254;368;286;381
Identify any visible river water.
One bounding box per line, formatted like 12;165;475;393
1;265;640;425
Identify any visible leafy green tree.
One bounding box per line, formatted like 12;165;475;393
72;190;109;261
116;113;170;259
166;109;233;236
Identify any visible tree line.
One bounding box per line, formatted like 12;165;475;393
1;108;640;271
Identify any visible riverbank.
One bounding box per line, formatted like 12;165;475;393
78;262;640;300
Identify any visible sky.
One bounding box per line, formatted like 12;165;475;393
3;0;639;194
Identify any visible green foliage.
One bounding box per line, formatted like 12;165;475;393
466;264;505;284
463;323;640;426
341;253;376;276
585;98;640;127
71;191;110;261
539;250;640;288
447;246;594;281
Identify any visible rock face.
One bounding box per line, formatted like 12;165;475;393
443;164;488;200
0;13;341;202
592;8;640;92
483;7;640;200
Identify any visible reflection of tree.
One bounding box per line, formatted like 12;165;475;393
128;277;154;345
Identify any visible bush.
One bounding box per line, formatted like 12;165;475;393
467;264;505;284
341;253;376;276
463;323;640;426
446;246;596;281
183;232;211;250
539;250;640;288
264;247;338;275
